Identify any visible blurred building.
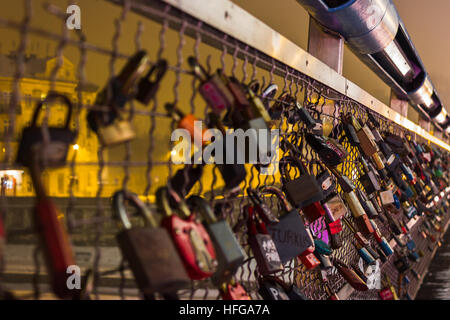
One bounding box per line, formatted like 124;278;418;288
0;52;102;197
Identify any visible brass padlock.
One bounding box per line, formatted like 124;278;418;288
97;117;136;146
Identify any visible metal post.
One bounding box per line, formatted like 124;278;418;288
390;90;408;118
307;18;344;75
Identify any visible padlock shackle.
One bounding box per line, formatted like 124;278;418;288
143;59;168;83
258;185;294;213
31;92;73;130
187;56;209;82
186;196;217;225
261;83;278;101
279;156;309;184
112;190;158;229
156;187;191;219
116;50;149;95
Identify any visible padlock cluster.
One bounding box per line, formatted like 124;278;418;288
4;49;450;301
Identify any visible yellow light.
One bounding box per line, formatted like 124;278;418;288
73;144;79;150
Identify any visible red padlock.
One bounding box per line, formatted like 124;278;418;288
156;187;218;280
221;282;252;300
327;219;343;235
379;288;394;300
302;202;325;223
298;246;320;270
30;158;76;299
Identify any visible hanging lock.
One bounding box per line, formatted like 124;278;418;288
188;57;235;115
359;157;381;195
135;59;168;105
258;277;290;300
87;51;148;146
305;133;348;167
370;220;394;256
280;156;324;210
113;190;189;296
259;186;315;264
29;155;76;299
206;112;247;190
332;258;368;291
315;162;337;200
246;205;284;276
186;196;246;285
341;113;361;146
357;189;378;219
166;103;212;148
156;187;218;280
16;92;77;168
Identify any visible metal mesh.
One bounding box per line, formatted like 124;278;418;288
0;0;447;300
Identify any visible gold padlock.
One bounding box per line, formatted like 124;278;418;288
97;118;136;146
344;191;365;218
380;190;395;207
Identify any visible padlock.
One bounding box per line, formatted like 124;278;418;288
16;92;77;168
305;133;348;167
357;125;378;158
95;116;136;146
87;51;148;144
402;202;418;220
113;190;189;295
259;186;315;263
329;167;356;193
156;187;218;280
29;156;76;299
188;57;234;115
370;220;394;256
380;189;395;207
246;205;284;276
359;157;381;195
258;277;290;300
299;247;321;270
247;188;279;225
357;189;378;219
220;281;251;300
352;264;368;283
294;104;320;129
280;156;324;209
206;113;247;190
355;242;376;265
166;103;212;148
315;162;337;200
332;258;368;291
324;193;348;220
341;113;361;146
135;59;168;105
186;196;246;285
379;288;394;300
323;202;343;250
269;91;294;121
224;76;251;111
